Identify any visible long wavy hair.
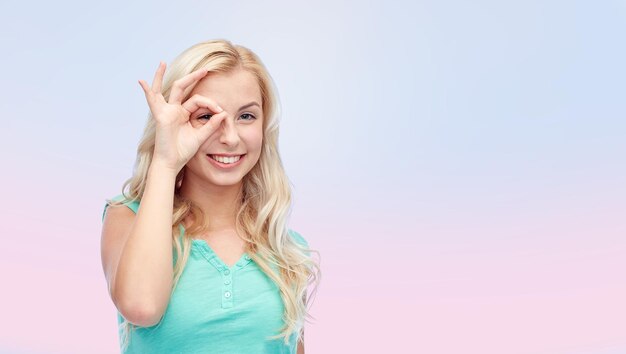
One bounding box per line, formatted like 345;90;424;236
106;39;321;352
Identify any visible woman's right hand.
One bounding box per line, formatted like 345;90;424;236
138;61;227;174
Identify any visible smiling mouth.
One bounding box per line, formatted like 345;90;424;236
207;154;245;164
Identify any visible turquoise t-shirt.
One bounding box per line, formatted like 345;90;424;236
102;194;308;354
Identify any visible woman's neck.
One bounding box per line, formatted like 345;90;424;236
179;177;243;232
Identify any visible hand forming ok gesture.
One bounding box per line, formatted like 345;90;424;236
138;62;227;174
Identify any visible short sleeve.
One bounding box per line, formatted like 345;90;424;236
288;229;310;255
102;194;140;222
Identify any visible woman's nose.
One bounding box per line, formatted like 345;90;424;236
218;115;240;145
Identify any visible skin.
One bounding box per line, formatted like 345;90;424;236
180;68;264;234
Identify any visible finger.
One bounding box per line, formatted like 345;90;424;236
138;79;154;105
196;111;228;142
152;61;166;93
169;68;209;105
181;94;224;115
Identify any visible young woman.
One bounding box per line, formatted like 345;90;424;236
100;39;321;353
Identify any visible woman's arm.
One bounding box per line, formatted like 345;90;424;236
101;162;177;326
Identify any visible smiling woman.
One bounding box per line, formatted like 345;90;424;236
100;39;321;354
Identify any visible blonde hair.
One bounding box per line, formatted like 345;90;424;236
106;39;321;352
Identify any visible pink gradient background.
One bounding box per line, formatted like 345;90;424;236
1;0;625;353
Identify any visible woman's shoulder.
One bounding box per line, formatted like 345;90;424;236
102;194;141;221
287;229;309;248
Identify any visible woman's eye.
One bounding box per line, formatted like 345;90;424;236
197;113;255;121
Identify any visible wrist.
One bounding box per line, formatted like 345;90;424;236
149;159;180;178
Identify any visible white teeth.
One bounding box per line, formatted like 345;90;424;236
210;155;241;164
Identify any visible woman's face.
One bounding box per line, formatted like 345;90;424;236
183;68;264;188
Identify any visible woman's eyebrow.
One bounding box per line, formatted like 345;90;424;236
239;102;261;111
